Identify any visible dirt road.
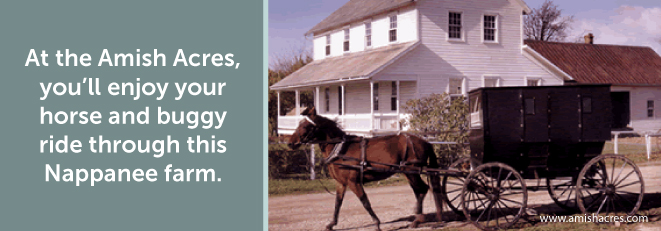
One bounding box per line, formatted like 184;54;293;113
269;162;661;231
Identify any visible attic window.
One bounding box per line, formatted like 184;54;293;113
325;34;331;56
343;29;350;52
389;15;397;42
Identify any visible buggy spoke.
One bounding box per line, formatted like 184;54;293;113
614;193;637;208
500;197;523;205
596;195;609;214
497;201;511;224
611;160;616;184
616;181;641;189
612;162;627;185
614;170;636;186
449;192;462;203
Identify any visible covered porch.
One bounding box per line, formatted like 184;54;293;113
271;41;419;137
275;80;417;136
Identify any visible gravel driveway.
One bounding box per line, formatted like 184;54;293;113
269;162;661;231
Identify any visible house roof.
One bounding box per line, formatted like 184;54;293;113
306;0;416;36
525;40;661;86
270;42;419;90
306;0;532;36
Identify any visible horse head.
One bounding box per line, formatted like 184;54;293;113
288;106;322;149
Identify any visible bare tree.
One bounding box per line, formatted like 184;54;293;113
524;0;574;42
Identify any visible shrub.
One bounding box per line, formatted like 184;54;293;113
401;93;469;166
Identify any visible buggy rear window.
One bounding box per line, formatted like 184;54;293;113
470;94;482;128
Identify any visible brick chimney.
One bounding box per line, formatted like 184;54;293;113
584;33;594;44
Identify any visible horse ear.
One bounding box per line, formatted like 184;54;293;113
301;106;317;117
309;106;317;116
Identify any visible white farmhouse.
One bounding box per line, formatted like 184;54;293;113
271;0;568;136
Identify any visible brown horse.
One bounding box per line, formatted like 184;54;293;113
288;107;444;231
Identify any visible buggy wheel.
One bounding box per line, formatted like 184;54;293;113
442;157;471;215
576;154;644;218
547;161;606;211
461;162;527;230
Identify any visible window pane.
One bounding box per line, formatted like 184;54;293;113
365;23;372;47
449;12;462;39
527;80;538;86
389;29;397;42
344;29;349;40
583;97;592;113
449;79;462;94
390;15;397;29
373;83;379;111
484;15;496;41
484;78;497;87
325;88;330;112
338;86;343;115
525;98;535;115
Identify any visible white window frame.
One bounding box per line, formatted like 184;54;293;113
388;13;398;43
448;77;466;101
482;14;499;43
525;76;543;86
482;75;501;88
325;34;331;57
364;20;372;48
343;27;350;53
447;11;465;42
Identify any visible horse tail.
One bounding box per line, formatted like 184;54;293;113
424;141;439;168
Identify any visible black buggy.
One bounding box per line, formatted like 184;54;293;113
441;85;645;230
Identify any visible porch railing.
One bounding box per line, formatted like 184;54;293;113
278;114;402;133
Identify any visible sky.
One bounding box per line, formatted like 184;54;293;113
269;0;661;65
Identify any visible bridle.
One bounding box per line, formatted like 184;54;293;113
297;116;344;145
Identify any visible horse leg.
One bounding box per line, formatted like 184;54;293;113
405;174;429;228
347;181;381;231
326;181;347;231
428;174;444;223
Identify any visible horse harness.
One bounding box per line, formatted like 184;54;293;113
317;134;421;185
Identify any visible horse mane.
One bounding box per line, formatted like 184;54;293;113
314;115;346;138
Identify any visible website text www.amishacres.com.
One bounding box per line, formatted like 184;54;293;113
540;214;648;223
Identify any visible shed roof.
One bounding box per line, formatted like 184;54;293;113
270;42;419;90
525;40;661;86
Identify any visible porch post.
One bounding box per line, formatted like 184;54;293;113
295;89;300;115
277;91;281;131
396;81;400;130
341;84;345;126
370;81;374;131
315;87;320;113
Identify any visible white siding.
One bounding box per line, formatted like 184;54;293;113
376;0;563;97
345;83;371;114
613;86;661;133
313;36;326;60
311;6;418;60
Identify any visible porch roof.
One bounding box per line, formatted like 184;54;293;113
270;42;419;90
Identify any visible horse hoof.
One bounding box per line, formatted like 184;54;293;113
325;224;334;231
409;221;420;228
